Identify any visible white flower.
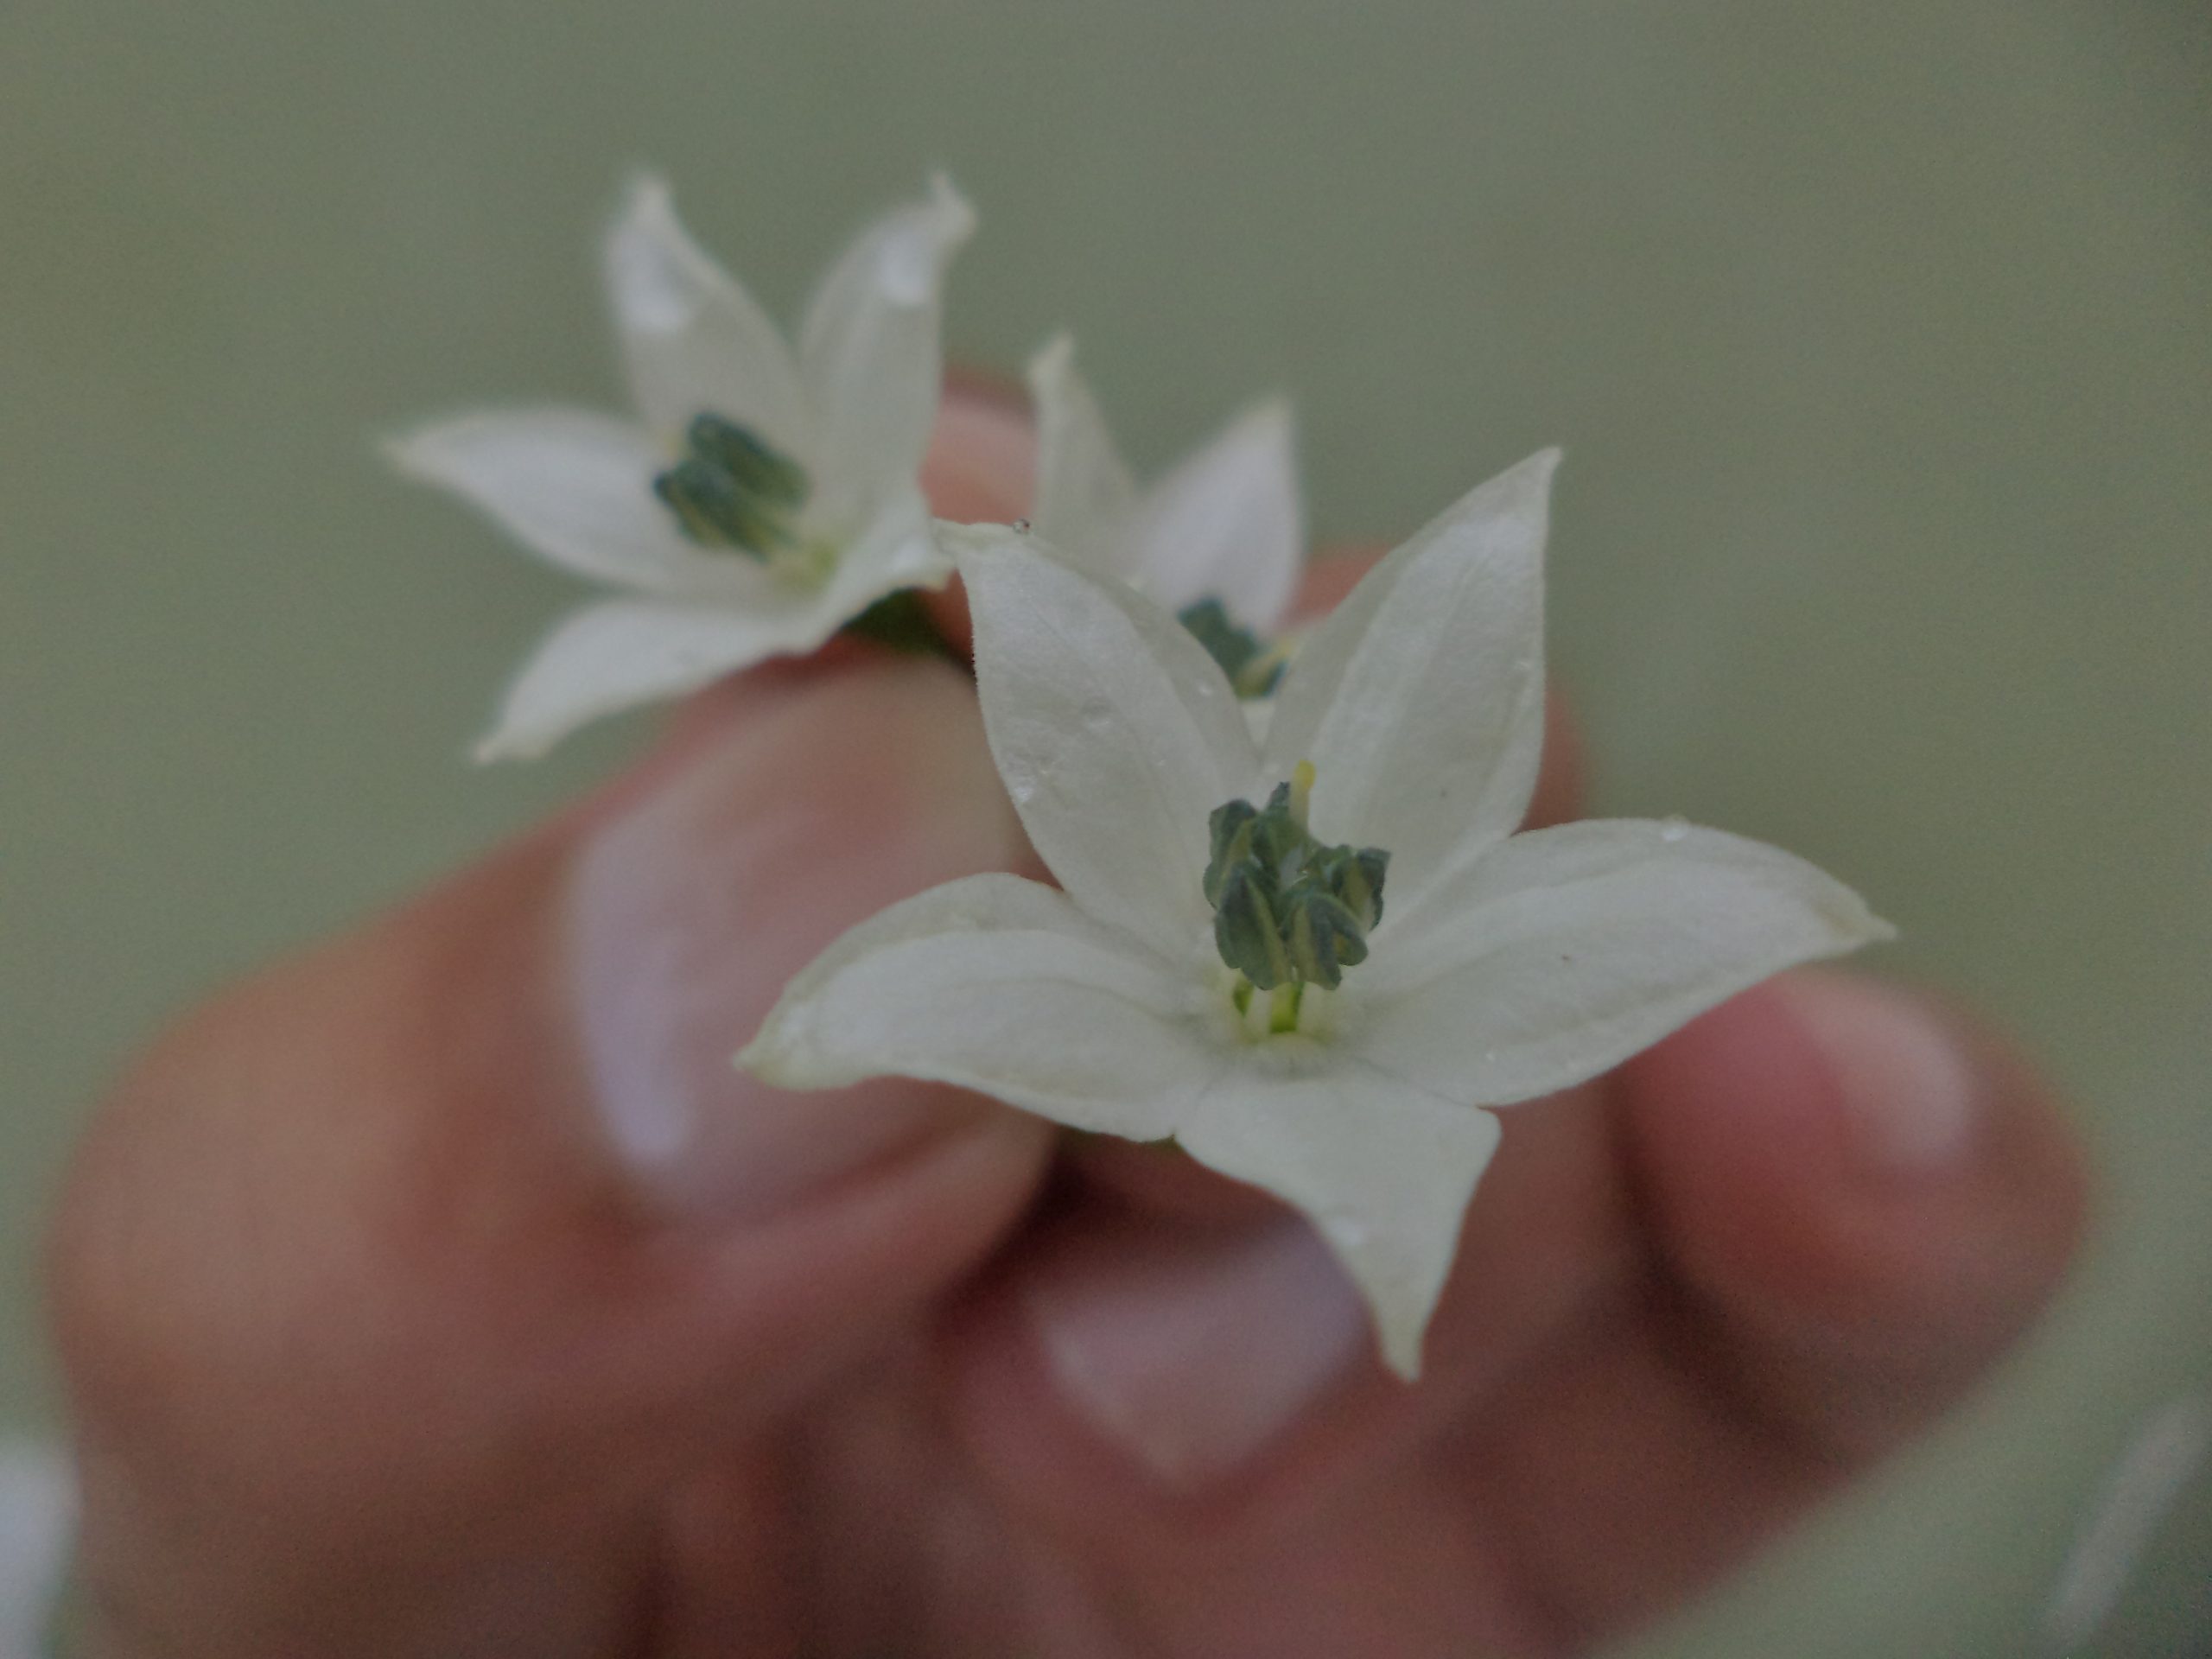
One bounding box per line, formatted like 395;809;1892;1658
389;174;976;760
742;450;1892;1376
1025;334;1303;652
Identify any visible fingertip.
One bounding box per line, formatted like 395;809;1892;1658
566;656;1031;1218
921;378;1035;526
1291;547;1385;620
1618;972;2088;1450
1522;694;1584;832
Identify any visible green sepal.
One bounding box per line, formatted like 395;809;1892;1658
839;587;962;662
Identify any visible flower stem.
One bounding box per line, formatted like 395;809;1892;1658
1268;980;1303;1034
841;588;963;665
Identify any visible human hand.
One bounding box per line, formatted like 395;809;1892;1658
46;389;2085;1657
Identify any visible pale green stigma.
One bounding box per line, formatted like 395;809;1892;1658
1178;598;1291;699
1203;761;1389;1014
653;413;810;560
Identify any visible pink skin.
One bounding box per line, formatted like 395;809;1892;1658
45;388;2086;1658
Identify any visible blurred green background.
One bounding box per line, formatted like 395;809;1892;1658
3;1;2207;1652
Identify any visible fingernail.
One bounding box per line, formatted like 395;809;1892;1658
564;665;1023;1219
1782;976;1981;1175
1023;1214;1369;1487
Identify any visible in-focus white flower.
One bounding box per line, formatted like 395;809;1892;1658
743;450;1892;1376
1025;334;1303;696
390;174;975;760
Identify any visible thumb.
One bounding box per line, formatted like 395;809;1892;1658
568;656;1055;1339
49;658;1051;1653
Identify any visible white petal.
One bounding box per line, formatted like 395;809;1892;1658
1179;1071;1502;1378
951;525;1259;961
1026;333;1137;569
817;486;954;618
1128;399;1303;630
388;409;737;594
799;175;976;518
1352;818;1895;1104
476;594;829;761
741;873;1219;1141
604;175;807;453
1263;450;1559;906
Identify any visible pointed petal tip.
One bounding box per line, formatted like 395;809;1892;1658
1500;443;1564;495
732;1014;837;1090
378;427;432;480
1379;1328;1425;1382
731;1027;778;1079
1836;897;1901;950
1241;394;1296;437
1026;329;1078;391
925;169;979;239
605;171;688;269
612;168;672;220
1206;395;1298;463
468;728;546;766
379;419;483;485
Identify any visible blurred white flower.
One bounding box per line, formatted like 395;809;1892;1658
743;450;1891;1376
391;175;974;760
0;1442;74;1659
1025;334;1302;696
2046;1394;2211;1650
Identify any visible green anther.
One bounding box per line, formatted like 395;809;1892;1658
1202;770;1391;1001
685;412;809;505
652;412;810;558
1203;798;1260;906
1286;888;1370;988
1213;864;1295;989
1178;597;1288;698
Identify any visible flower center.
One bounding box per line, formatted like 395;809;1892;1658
1178;598;1292;698
654;413;833;584
1203;761;1390;1033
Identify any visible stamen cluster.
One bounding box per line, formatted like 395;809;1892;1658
653;412;810;558
1203;764;1389;995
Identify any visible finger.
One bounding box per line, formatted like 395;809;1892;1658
935;969;2083;1654
932;1084;1627;1659
48;656;1053;1650
1460;970;2088;1649
1624;969;2088;1452
912;375;1035;658
938;1074;1625;1519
